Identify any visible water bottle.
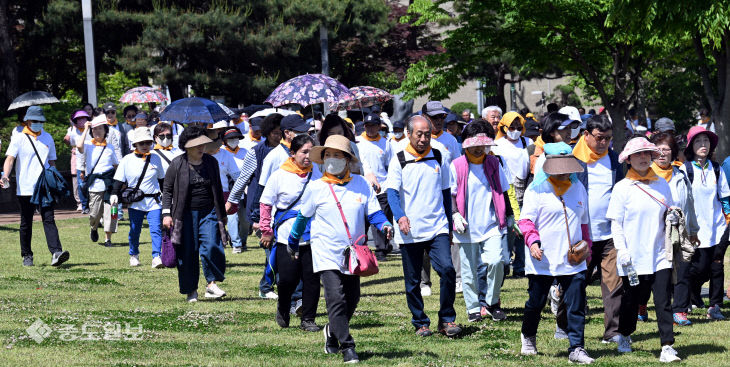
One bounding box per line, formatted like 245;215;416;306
623;262;640;287
111;206;118;220
0;172;8;189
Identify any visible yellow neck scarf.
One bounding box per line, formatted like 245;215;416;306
134;150;151;159
465;150;485;164
626;167;659;182
108;118;118;126
92;137;107;146
431;130;443;139
572;136;608;164
321;171;352;185
281;157;312;176
249;130;261;142
360;132;381;142
405;143;431;161
22;126;41;138
548;176;572;197
154;143;172;151
225;145;239;154
534;136;546;148
391;135;405;142
672;160;683;167
651;162;673;182
280;139;291;149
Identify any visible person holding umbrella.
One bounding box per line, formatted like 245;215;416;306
2;106;70;267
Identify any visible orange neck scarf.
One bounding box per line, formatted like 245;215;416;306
321;171;352;185
249;130;261;142
225;145;239;154
360;132;381;142
651;162;673;182
548;176;572;196
672;160;683;167
391;135;406;142
572;136;608;164
465;150;485;164
281;157;312;177
431;130;443;139
22;126;41;138
626;167;659;182
134;150;151;159
405;143;431;161
534;136;546;149
92;137;107;146
107;118;118;126
280;139;291;149
154;143;172;151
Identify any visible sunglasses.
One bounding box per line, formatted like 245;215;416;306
588;131;612;142
157;134;173;140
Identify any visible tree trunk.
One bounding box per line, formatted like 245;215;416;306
167;81;185;101
607;105;628;153
0;0;19;111
496;66;508;113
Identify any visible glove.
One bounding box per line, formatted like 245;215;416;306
109;195;119;206
452;213;468;234
616;248;632;266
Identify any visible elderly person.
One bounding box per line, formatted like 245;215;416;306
481;105;502;133
288;135;393;364
76;115;119;247
606;137;680;362
517;142;593;364
162;125;228;302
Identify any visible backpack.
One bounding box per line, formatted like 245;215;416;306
397;148;442;168
684;160;722;199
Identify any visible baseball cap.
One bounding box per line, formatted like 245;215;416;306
655;117;675;133
445;113;463;124
280;114;310;132
423;101;447;116
102;102;117;112
392;120;405;130
558;106;581;123
249;116;263;131
364;113;382;125
525;119;540;136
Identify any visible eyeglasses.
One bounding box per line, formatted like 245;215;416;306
157;134;173;140
588;131;612;142
657;148;672;153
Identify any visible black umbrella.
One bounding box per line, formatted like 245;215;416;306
7;91;60;111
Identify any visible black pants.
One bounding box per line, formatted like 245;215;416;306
373;193;392;256
688;232;728;308
321;270;360;350
618;268;674;346
275;244;320;322
18;196;62;257
671;260;692;313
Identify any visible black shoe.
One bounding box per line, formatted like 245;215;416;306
467;312;482;322
301;320;321;332
51;251;69;266
275;307;290;328
90;228;99;243
513;271;525;278
323;324;339;354
103;240;113;247
342;348;359;364
22;255;34;267
375;254;387;262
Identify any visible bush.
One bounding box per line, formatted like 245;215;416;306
450;102;477;116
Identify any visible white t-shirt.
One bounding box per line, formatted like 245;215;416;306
394;138;452;164
83;143;119;192
240;134;264;151
260;168;322;244
433;132;462;163
152;147;183;173
449;160;510;244
259;144;290;186
586;154;613;241
607;178;674;275
170;123;185;150
520;180;589;276
681;162;730;248
67;127;85;171
113;153;166;212
212;149;241;192
493;138;530;182
224;146;248;170
6;131;57;196
385;147;450;243
299;175;381;273
357;135;392;183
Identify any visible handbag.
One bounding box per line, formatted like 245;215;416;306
160;228;177;268
560;196;589;266
121;155;150;204
327;183;379;277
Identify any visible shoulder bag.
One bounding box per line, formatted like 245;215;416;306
328;183;379;276
560;196;589;266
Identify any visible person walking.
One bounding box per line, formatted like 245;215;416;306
517;142;594;364
151;122;183;173
162;125;228;302
64;110;90;213
1;106;70;267
606;137;681;362
288;135;393;363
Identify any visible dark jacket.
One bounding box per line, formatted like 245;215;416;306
576;149;624;190
246;141;276;223
162;153;228;246
83;168;116;202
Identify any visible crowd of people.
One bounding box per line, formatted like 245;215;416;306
3;99;730;364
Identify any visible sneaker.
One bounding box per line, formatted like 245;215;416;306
421;284;432;297
129;255;140;267
259;291;279;300
455;281;463;293
375;254;387;262
342;347;359;364
520;333;538;355
673;312;692;326
232;247;243;254
638;304;648;322
290;299;303;316
485;304;506;321
601;335;620;344
323;324;339;354
513;271;525;278
707;304;725;320
415;326;433;337
275;306;289;328
151;256;163;269
22;255;33;267
659;344;681;363
51;251;69;266
186;291;198;303
691;303;706;311
76;204;83;212
554;325;569;340
617;334;632;353
438;321;461;337
549;284;561;315
467;312;482;322
568;347;595;364
300;320;320;332
90;228;99;242
81;208;90;215
205;283;226;298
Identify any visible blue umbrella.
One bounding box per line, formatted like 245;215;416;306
159;97;230;124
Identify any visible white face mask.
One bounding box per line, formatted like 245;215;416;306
30;122;44;132
324;157;348;175
484;146;491;155
506;130;521;141
227;139;239;148
570;127;581;139
394;132;404;139
156;137;172;147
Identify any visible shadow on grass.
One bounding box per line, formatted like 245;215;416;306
358;349;438;361
361;276;401;287
58;262;105;268
226;262;266;268
0;225;19;233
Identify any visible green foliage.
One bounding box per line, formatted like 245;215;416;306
97;72;141;106
450;102;477;115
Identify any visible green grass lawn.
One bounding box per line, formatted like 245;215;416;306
0;217;729;366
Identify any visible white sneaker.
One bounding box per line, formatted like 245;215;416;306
129;255;140;267
520;333;537;355
290;299;303;316
455;281;463;293
568;347;595;364
659;345;681;363
549;284;561;315
151;256;163;269
186;291;198;303
205;283;226;298
617;334;632;353
421;285;432;297
259;291;279;300
232;247;242;254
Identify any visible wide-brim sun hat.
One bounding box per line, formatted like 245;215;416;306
72;110;90;121
618;137;661;163
90;115;109;129
684;125;718;155
130;127;154;145
23;105;46;122
462;133;496;149
309;135;358;164
208;120;230;130
543;154;584;175
183;135;214;149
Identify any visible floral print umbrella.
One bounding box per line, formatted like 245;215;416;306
119;86;168;104
265;74;352;108
335;86;392;111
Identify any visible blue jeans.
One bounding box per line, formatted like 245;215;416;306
259;247;275;294
176;208;226;294
508;230;525;274
228;211;241;248
400;234;456;328
460;234;508;314
522;271;587;352
76;171;88;210
128;208;162;258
